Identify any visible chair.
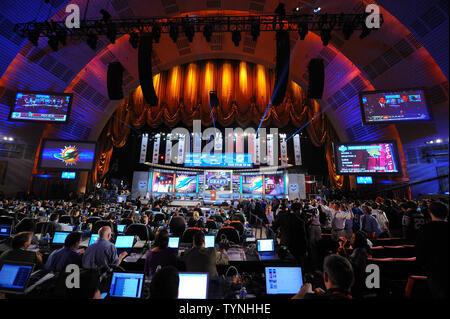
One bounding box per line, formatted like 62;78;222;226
59;215;73;225
405;276;430;298
37;222;56;237
14;218;36;233
211;214;224;223
86;216;102;226
125;223;153;241
232;213;246;225
216;226;240;244
181;227;202;243
230;221;245;236
153;213;166;224
91;220;115;235
119;219;134;228
205;219;218;230
169;216;186;237
0;216;15;227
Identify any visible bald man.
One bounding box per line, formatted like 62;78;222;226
82;226;127;270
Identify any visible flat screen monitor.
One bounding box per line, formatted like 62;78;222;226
115;236;134;249
38;139;97;171
168;237;180;249
356;176;374;184
0;225;12;237
204;171;231;192
257;239;275;252
265;267;303;295
333;141;401;175
61;171;76;179
174;173;197;193
264;174;285;196
151;172;174;193
359;87;432;124
204;235;215;248
117;224;126;233
0;262;34;294
9;91;72;123
88;234;99;246
178;273;209;299
52;231;70;244
242;175;263;195
109;272;144;298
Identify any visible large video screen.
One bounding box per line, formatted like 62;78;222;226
359;88;431;124
174;172;197;193
38;139;96;170
265;174;285;195
151;172;174;193
204;171;231;192
334;142;401;175
242;175;263;195
9;91;72;123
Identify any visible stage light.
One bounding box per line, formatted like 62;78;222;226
436;139;442;143
232;30;241;46
129;32;139;49
297;22;308;40
320;28;331;46
342;22;355;40
184;23;195;42
169;23;179;43
152;24;161;43
28;29;40;46
203;24;213;42
86;33;98;50
314;7;321;13
251;22;260;42
100;9;111;23
106;24;117;44
48;35;59;51
8;137;13;141
293;6;301;13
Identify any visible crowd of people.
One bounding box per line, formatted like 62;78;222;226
0;188;447;300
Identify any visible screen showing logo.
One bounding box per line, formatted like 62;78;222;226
54;145;82;166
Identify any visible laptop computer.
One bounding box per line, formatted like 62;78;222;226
0;225;12;238
115;235;135;254
108;271;144;299
178;273;209;299
204;235;215;248
0;262;35;294
265;267;303;295
116;224;126;234
51;231;71;245
168;237;180;249
257;239;278;260
88;234;99;246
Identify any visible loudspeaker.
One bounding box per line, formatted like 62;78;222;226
272;30;290;106
307;59;325;99
107;62;124;100
138;33;158;106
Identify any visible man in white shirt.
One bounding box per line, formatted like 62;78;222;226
319;200;333;230
371;203;390;236
330;202;351;240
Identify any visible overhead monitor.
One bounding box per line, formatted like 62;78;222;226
356;176;374;184
61;171;76;179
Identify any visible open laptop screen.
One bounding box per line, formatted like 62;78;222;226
109;272;144;298
204;235;215;248
115;235;134;249
168;237;179;249
178;273;209;299
257;239;274;252
0;262;34;293
117;224;126;233
88;234;99;246
52;232;70;244
0;225;11;237
265;267;303;295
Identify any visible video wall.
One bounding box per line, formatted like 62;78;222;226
148;170;286;197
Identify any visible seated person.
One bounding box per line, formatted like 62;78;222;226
0;232;43;267
82;226;127;270
45;231;84;273
49;213;72;232
144;229;177;276
183;231;218;277
293;254;354;299
150;266;180;299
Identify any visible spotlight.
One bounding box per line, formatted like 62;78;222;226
169;23;179;43
184;23;195;42
152;24;161;43
251;23;260;42
314;7;321;13
100;9;111;23
297;22;308;40
106;24;117;44
203;24;213;42
293;6;301;13
342;22;355;40
8;137;13;141
320;28;331;46
129;32;139;49
48;35;59;51
86;33;98;50
28;29;40;46
232;30;241;46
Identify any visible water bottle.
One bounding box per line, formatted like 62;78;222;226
45;233;51;245
239;286;247;299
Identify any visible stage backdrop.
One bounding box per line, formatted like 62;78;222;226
131;171;150;199
288;173;306;200
92;59;344;189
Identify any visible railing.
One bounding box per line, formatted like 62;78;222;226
247;212;274;240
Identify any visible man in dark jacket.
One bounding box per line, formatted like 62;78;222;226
286;202;308;266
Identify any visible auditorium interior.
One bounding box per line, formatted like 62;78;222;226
0;0;448;302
